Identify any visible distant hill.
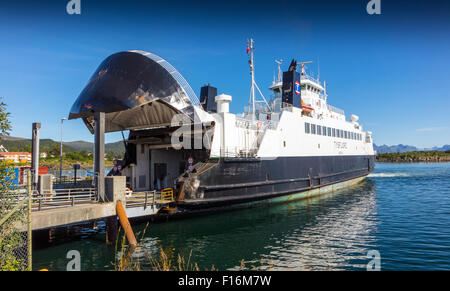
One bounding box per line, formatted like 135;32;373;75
1;135;446;156
64;140;125;153
0;136;125;154
0;137;78;153
424;145;450;152
374;144;418;153
374;144;450;154
63;140;93;151
104;141;126;153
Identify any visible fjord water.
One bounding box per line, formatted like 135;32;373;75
33;163;450;271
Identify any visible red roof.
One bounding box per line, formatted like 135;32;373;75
0;152;31;155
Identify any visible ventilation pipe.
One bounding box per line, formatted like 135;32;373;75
215;94;232;113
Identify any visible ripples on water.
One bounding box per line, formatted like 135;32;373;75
33;163;450;271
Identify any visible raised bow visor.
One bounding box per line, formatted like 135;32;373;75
69;50;209;133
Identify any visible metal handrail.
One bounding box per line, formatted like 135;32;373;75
125;188;175;208
29;188;97;211
301;74;321;85
327;104;345;115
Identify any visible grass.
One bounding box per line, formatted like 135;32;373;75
113;223;205;271
113;223;273;271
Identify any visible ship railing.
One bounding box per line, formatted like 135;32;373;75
301;74;321;85
319;92;328;100
219;148;258;158
235;117;258;130
327;105;345;115
125;188;174;209
235;117;279;131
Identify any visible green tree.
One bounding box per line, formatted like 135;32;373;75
0;99;26;271
0;100;11;136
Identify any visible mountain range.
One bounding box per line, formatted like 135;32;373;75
0;136;125;154
373;144;450;154
1;135;449;155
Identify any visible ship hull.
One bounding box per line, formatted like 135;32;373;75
177;154;375;210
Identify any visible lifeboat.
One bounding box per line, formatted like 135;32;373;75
301;100;314;114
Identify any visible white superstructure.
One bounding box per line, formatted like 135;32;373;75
207;39;374;159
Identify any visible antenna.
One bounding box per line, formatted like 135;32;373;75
317;58;320;80
275;59;283;83
298;61;312;76
247;38;270;121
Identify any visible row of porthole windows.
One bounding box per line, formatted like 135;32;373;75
304;122;363;141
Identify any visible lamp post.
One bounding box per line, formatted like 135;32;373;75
60;117;66;184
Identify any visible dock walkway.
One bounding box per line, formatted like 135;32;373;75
15;178;175;231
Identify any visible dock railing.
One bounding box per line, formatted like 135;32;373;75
125;188;175;209
31;188;97;211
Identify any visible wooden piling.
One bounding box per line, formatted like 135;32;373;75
106;216;118;245
115;200;137;247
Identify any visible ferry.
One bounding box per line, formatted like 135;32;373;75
69;39;375;212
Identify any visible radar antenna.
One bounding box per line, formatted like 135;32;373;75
298;61;313;76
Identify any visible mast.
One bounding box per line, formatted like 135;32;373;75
247;38;270;120
249;38;255;121
275;59;283;83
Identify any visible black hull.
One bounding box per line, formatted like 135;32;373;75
177;155;375;209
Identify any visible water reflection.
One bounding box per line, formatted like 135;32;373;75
135;179;378;270
33;163;450;271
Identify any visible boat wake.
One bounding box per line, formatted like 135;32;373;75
368;172;411;178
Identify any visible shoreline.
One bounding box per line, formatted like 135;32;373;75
376;150;450;163
376;159;450;163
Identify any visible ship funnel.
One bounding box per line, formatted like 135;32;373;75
200;84;218;113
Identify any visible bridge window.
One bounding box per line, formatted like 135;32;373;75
327;127;332;136
322;126;327;136
311;124;316;134
332;128;336;137
340;130;344;138
317;125;322;135
305;122;310;134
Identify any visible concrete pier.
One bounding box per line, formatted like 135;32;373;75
19;176;169;232
28;202;116;231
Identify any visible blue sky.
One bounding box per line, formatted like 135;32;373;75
0;0;449;148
